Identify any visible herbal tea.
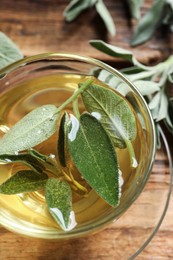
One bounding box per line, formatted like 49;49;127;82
0;74;146;231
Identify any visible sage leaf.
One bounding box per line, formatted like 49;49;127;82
95;0;116;36
89;40;150;70
0;105;59;155
0;153;45;173
57;112;69;167
64;0;96;22
28;149;51;163
64;0;115;35
45;178;76;231
0;170;48;194
133;80;160;96
81;83;137;148
168;65;173;83
120;66;144;74
127;0;144;20
131;0;165;46
148;92;161;110
156;90;168;122
67;113;120;207
90;40;133;62
0;32;23;69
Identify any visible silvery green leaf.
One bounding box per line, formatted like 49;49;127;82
45;178;76;231
127;0;144;20
133;80;160;96
95;0;116;36
0;105;59;155
81;83;137;149
90;40;133;62
0;153;45;173
64;0;96;21
131;0;165;46
148;92;161;110
0;170;48;194
156;90;168;122
89;40;151;70
0;32;23;69
168;64;173;83
166;0;173;9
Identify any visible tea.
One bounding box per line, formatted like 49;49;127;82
0;73;146;230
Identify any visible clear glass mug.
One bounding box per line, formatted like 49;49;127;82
0;53;156;239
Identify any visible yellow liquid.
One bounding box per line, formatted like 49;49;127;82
0;74;146;230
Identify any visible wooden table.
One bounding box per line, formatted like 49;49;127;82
0;1;173;259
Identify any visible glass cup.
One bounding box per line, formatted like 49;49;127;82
0;53;156;240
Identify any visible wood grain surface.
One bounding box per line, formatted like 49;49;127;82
0;0;173;259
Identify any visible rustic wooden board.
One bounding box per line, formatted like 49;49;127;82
0;0;172;64
0;0;173;259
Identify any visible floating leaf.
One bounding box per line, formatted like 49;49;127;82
131;0;165;46
81;83;137;149
95;0;116;36
67;113;120;207
0;153;45;173
45;178;76;231
0;170;48;194
57;112;69;167
0;32;23;69
0;105;59;155
127;0;144;20
28;149;51;164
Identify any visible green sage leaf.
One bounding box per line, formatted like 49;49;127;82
0;153;45;173
148;92;161;110
0;170;48;194
131;0;165;46
0;32;23;69
90;40;133;62
133;80;160;96
0;105;59;155
156;90;168;122
89;40;150;70
64;0;96;22
127;0;144;20
28;149;51;163
57;112;69;167
45;178;76;231
95;0;116;36
81;83;137;148
67;113;120;207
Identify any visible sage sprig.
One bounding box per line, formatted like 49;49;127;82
0;76;137;231
90;40;173;138
64;0;116;36
131;0;173;46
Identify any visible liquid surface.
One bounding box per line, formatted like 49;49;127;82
0;74;146;230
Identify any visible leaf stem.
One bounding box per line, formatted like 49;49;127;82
55;78;94;114
73;95;80;119
124;139;138;169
